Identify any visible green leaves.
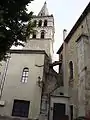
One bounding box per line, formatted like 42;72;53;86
0;0;34;61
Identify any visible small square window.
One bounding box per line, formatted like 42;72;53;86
12;99;30;118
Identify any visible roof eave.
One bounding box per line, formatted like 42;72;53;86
57;2;90;54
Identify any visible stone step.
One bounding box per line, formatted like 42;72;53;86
0;115;31;120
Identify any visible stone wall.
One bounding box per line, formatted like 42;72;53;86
58;11;90;118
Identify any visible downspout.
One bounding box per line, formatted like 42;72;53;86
48;93;51;120
0;55;11;99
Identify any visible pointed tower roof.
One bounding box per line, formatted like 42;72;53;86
38;2;49;16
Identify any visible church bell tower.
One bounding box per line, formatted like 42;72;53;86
24;2;55;59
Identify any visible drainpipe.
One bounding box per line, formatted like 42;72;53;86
0;55;11;99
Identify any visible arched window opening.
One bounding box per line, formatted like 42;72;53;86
21;67;29;83
38;20;42;27
33;20;37;27
32;31;36;38
44;20;47;27
41;31;45;39
69;61;73;80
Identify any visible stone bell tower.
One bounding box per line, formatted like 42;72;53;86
24;2;55;59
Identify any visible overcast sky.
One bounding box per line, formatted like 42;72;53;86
27;0;90;72
27;0;90;55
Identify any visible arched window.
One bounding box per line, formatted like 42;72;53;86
38;20;42;27
69;61;73;80
44;20;47;27
32;31;36;38
33;20;37;27
41;31;45;39
21;67;29;83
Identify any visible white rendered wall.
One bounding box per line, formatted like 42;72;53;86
0;53;45;119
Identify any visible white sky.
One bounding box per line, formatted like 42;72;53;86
27;0;90;72
27;0;90;57
11;1;90;72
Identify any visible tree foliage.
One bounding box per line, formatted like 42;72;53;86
0;0;34;61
